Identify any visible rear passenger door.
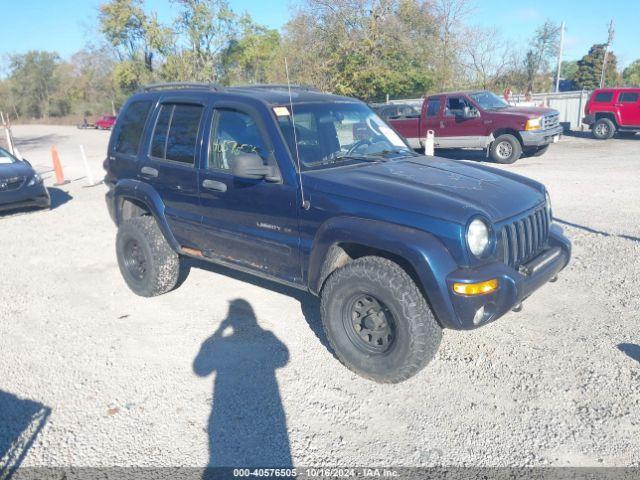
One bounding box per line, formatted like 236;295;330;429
142;100;205;248
196;103;301;284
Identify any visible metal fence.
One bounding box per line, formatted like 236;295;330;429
385;90;592;131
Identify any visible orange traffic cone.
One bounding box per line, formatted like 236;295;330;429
51;146;68;185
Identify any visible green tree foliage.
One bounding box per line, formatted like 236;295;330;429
573;44;619;90
6;51;65;119
622;59;640;86
522;21;561;91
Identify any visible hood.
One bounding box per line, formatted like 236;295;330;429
304;156;545;225
494;106;556;119
0;161;34;180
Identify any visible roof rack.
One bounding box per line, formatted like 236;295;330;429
229;83;321;93
141;82;223;92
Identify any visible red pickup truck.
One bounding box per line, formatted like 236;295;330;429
381;91;563;164
582;87;640;139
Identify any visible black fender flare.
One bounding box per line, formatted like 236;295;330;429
307;216;461;328
112;179;181;252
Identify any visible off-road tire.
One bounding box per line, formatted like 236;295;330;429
524;144;550;157
592;118;616;140
116;216;183;297
490;134;522;164
320;256;442;383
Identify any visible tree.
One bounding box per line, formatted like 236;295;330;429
170;0;236;82
573;44;619;90
6;51;63;119
522;21;561;91
622;59;640;86
99;0;171;90
218;14;281;85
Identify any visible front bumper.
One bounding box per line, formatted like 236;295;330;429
0;183;50;213
444;224;571;330
519;124;564;147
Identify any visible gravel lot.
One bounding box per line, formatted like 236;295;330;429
1;125;639;468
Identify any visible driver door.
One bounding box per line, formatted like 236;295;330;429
440;95;485;148
196;104;302;284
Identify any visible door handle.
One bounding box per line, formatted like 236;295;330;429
202;179;227;192
140;166;158;178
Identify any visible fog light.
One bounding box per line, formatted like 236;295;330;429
473;306;485;325
453;279;498;296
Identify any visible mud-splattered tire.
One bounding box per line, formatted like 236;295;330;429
116;216;184;297
320;256;442;383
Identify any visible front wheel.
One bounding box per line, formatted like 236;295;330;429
490;134;522;164
116;216;187;297
320;256;442;383
592;118;615;139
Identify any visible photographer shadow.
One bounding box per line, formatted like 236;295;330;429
193;299;292;472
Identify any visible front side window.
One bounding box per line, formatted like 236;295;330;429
619;92;639;103
150;103;203;165
276;102;414;171
209;109;268;171
445;96;474;116
113;100;152;155
594;92;614;103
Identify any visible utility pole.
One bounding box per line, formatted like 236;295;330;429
555;21;565;92
600;19;615;88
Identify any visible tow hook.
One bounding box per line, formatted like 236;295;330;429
512;303;523;313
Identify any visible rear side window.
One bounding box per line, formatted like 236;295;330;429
113;101;152;155
150;103;203;165
619;92;639;103
593;92;614;103
426;98;440;117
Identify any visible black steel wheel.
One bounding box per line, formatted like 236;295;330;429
122;238;147;281
320;256;442;383
343;293;396;354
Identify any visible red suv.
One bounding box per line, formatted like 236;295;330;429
583;88;640;139
95;115;117;130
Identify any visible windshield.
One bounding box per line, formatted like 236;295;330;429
0;147;17;164
469;91;509;110
275;102;415;170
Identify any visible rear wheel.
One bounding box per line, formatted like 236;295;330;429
490;134;522;164
592;118;615;139
116;216;186;297
320;256;442;383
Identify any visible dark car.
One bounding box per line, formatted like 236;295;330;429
371;103;420;121
104;83;571;383
0;147;50;213
387;91;563;163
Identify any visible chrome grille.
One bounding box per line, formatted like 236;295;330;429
0;176;25;192
542;113;559;129
501;207;550;268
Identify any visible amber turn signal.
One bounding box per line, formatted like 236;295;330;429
453;279;498;296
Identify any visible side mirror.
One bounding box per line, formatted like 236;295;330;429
22;158;31;166
232;152;279;181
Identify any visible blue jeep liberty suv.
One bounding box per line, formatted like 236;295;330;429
104;83;571;383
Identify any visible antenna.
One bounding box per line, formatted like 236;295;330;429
285;58;310;210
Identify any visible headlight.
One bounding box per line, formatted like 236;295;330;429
467;218;490;257
525;117;542;131
27;173;42;186
545;190;552;219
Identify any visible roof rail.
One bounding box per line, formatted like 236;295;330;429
230;83;321;93
141;82;223;92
